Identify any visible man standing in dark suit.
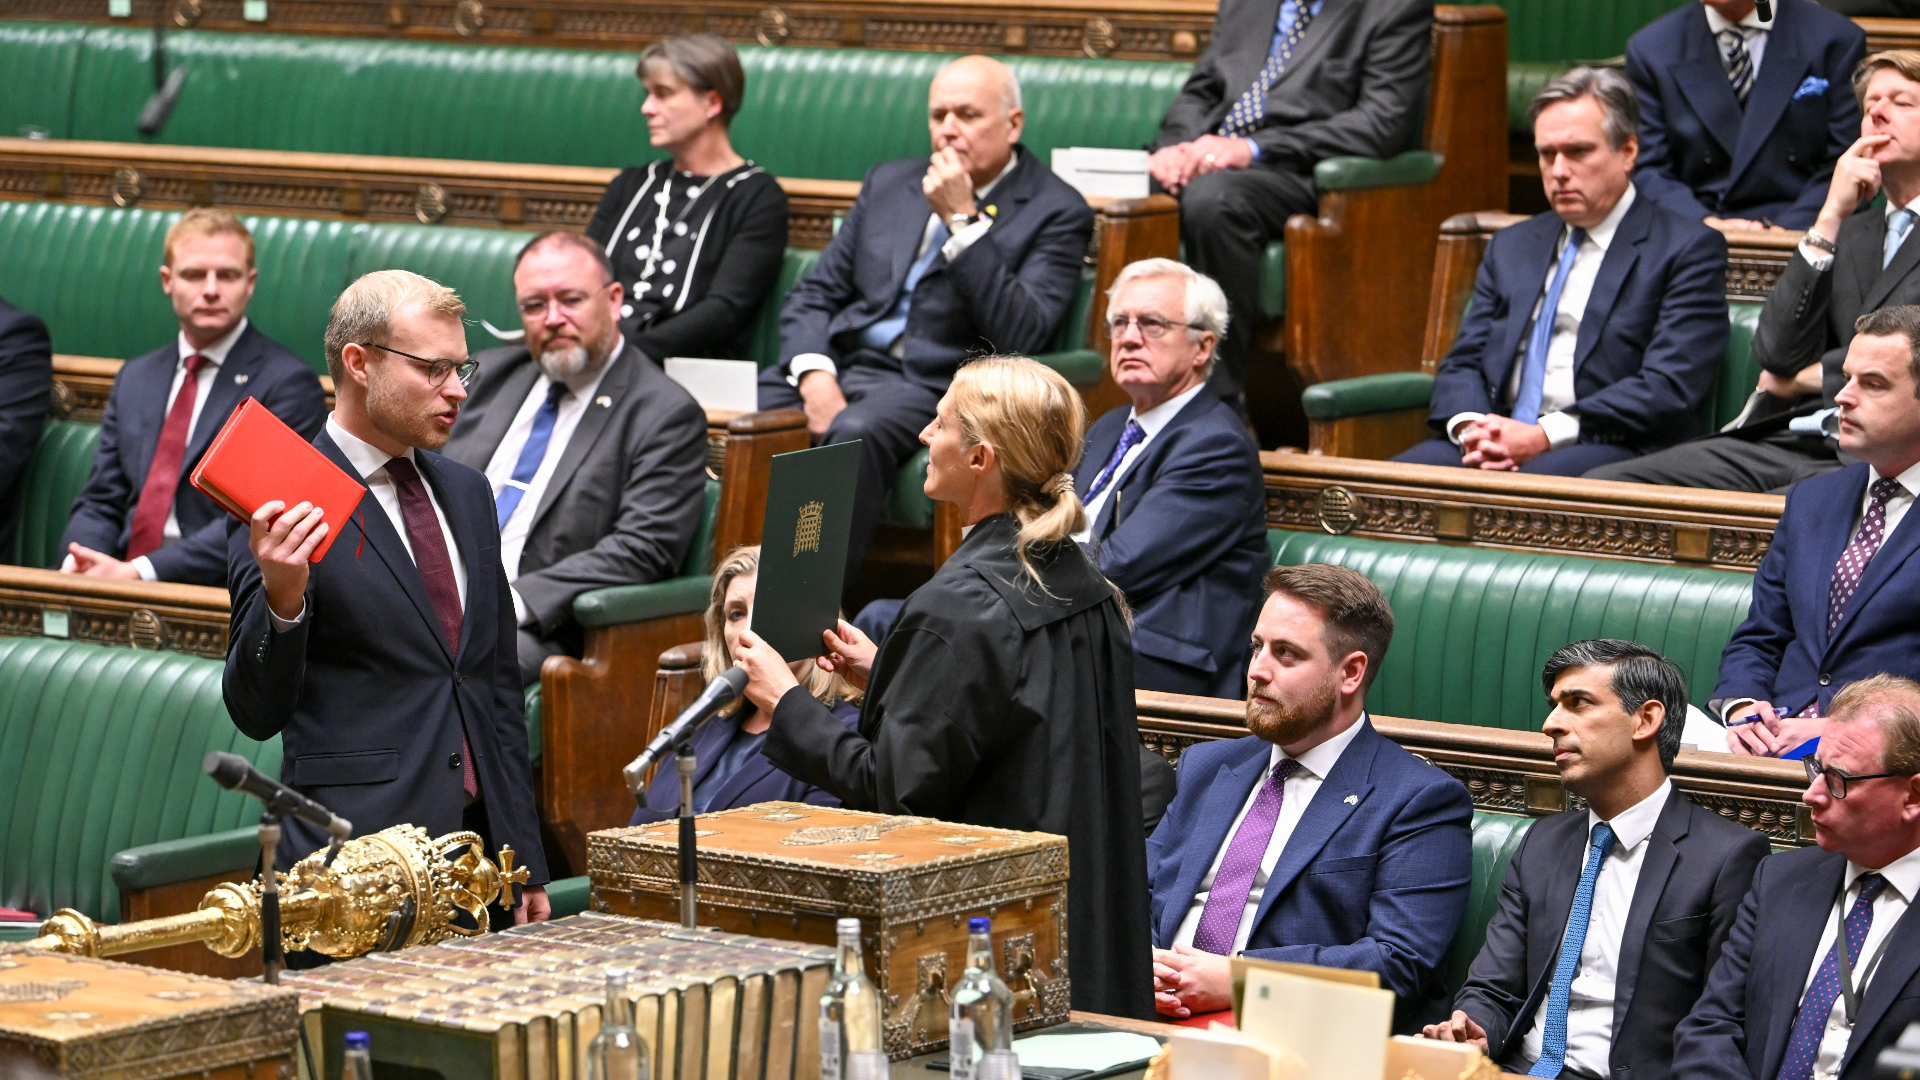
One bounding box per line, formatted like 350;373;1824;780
1145;0;1431;403
1072;258;1267;698
444;232;708;685
1710;306;1920;758
59;209;326;585
1423;640;1770;1080
1396;67;1730;476
0;296;51;562
1593;52;1920;492
1628;0;1865;231
225;269;548;921
1148;564;1473;1031
1673;674;1920;1080
759;55;1094;578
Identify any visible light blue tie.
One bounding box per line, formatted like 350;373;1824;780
1886;209;1915;271
495;379;569;530
1529;820;1617;1079
859;220;950;353
1511;228;1586;425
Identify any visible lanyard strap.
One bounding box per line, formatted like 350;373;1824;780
1833;884;1907;1026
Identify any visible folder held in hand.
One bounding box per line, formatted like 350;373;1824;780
189;398;366;563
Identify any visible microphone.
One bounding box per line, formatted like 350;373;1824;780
204;751;353;842
137;68;188;136
623;667;749;797
1755;0;1772;20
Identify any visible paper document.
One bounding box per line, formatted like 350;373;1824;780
1052;147;1151;199
1236;965;1393;1080
1011;1032;1164;1072
665;357;760;413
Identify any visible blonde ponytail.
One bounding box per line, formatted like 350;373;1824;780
946;357;1089;585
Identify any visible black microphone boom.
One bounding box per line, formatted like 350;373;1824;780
622;666;749;798
1755;0;1772;21
138;68;188;136
204;751;353;841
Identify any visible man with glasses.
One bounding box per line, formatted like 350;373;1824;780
1675;674;1920;1080
443;232;707;684
1392;67;1727;475
224;269;550;934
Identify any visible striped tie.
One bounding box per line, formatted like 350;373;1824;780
1218;2;1317;138
1719;28;1755;105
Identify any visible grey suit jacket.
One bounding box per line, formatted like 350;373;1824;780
442;341;708;635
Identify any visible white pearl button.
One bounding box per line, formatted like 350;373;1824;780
662;260;677;274
621;304;634;318
662;283;674;297
673;221;688;236
635;245;650;261
626;227;641;241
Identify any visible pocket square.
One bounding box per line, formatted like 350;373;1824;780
1794;76;1830;100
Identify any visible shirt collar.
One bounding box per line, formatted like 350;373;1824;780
177;317;248;368
1571;183;1636;253
1589;778;1671;852
1848;844;1920;902
1871;458;1920;499
975;149;1020;201
1704;5;1771;33
1128;381;1206;438
326;413;414;481
1888;196;1920;220
1267;712;1369;781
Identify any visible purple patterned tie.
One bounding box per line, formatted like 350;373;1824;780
1776;873;1888;1080
1085;420;1146;502
1190;758;1303;955
1829;478;1905;637
385;456;478;800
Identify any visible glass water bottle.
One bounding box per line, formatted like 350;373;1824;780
949;918;1018;1080
589;966;649;1080
820;917;888;1080
343;1030;374;1080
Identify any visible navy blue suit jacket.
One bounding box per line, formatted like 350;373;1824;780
0;296;51;562
1073;387;1268;698
1427;196;1728;451
1147;719;1475;1031
223;430;547;886
1715;462;1920;714
629;700;859;826
777;145;1094;391
1673;845;1920;1080
1628;0;1865;230
61;324;326;584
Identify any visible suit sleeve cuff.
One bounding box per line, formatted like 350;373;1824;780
59;553;76;572
1799;236;1835;272
511;586;530;628
269;600;307;633
1537;410;1580;449
132;556;157;582
940;217;993;262
787;353;837;386
1244;138;1261;162
1446;413;1485;445
1719;697;1758;724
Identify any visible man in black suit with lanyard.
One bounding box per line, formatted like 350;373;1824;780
223;269;548;926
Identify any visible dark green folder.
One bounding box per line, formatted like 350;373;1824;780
753;441;862;660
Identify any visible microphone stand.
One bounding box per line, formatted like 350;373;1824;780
256;812;283;984
677;743;698;929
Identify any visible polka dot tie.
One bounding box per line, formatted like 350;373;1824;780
1827;478;1905;639
1775;873;1888;1080
1188;758;1303;955
1217;3;1317;138
1527;821;1616;1078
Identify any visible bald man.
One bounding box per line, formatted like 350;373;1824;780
761;55;1094;580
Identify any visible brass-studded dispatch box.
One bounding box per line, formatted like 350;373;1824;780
588;803;1071;1059
0;952;299;1080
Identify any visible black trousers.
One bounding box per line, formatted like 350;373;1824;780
1583;429;1841;493
1175;166;1318;400
758;362;943;579
1393;436;1639;476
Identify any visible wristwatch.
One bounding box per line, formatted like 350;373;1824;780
1804;231;1837;255
949;212;977;231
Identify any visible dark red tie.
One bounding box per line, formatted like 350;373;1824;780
126;353;207;559
383;456;477;799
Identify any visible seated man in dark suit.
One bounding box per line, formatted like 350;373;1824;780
0;295;51;561
1424;639;1770;1080
1148;564;1473;1032
759;55;1094;578
444;232;708;685
59;209;326;585
1395;67;1730;476
1710;306;1920;757
1592;51;1920;492
1628;0;1864;231
1145;0;1431;405
1674;674;1920;1080
1073;258;1267;698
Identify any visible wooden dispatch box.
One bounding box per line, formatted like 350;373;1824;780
588;803;1071;1058
0;951;299;1080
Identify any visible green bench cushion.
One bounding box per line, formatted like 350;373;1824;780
1315;151;1443;193
1445;811;1534;997
14;419;100;569
0;637;280;923
1269;531;1752;731
1260;243;1287;322
1497;0;1681;64
1301;371;1435;420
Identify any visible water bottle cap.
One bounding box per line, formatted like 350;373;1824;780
969;917;990;933
837;917;861;933
345;1031;370;1050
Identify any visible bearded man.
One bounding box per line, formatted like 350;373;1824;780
1145;563;1475;1032
445;231;709;685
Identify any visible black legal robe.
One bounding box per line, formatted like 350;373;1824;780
765;512;1155;1019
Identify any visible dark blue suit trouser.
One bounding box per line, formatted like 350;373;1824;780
759;363;943;580
1392;437;1638;477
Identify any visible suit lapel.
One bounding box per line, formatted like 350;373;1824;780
417;451;488;662
127;345;184;487
1801;467;1867;659
1489;216;1565;394
1162;743;1269;945
1826;479;1920;656
1247;719;1377;938
1611;790;1689;1038
466;353;544;474
1574;198;1650;372
1842;893;1920;1074
528;345;639;534
319;432;454;665
1267;0;1357;98
1864;212;1920;314
1673;14;1745;160
891;167;936;293
1729;31;1808;188
1759;856;1849;1077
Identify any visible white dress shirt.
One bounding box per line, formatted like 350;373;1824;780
1171;716;1369;954
270;414;467;631
1071;381;1205;544
1703;5;1771;79
482;339;623;623
1520;780;1673;1078
1800;846;1920;1080
1449;186;1639;451
788;152;1021;381
1802;197;1920;272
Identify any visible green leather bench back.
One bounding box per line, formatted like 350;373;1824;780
1445;811;1533;997
0;637;280;924
1705;300;1765;435
0;23;1188;180
1495;0;1684;63
1268;531;1754;731
751;248;824;371
13;419;101;569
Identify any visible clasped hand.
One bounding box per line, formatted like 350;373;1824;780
1152;944;1231;1018
1725;700;1826;757
733;620;879;714
1458;416;1549;470
1146;136;1254;194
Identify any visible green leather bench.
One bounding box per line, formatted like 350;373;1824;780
12;419;100;570
1268;530;1754;732
1492;0;1685;132
1444;811;1533;997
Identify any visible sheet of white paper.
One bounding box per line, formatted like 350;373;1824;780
1010;1032;1165;1072
1683;703;1730;753
665;357;759;412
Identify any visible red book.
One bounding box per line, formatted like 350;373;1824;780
190;398;366;563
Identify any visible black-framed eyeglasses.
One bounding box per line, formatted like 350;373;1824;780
1107;312;1203;341
356;342;479;387
1805;756;1908;799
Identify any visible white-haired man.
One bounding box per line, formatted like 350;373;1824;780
1073;258;1268;697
